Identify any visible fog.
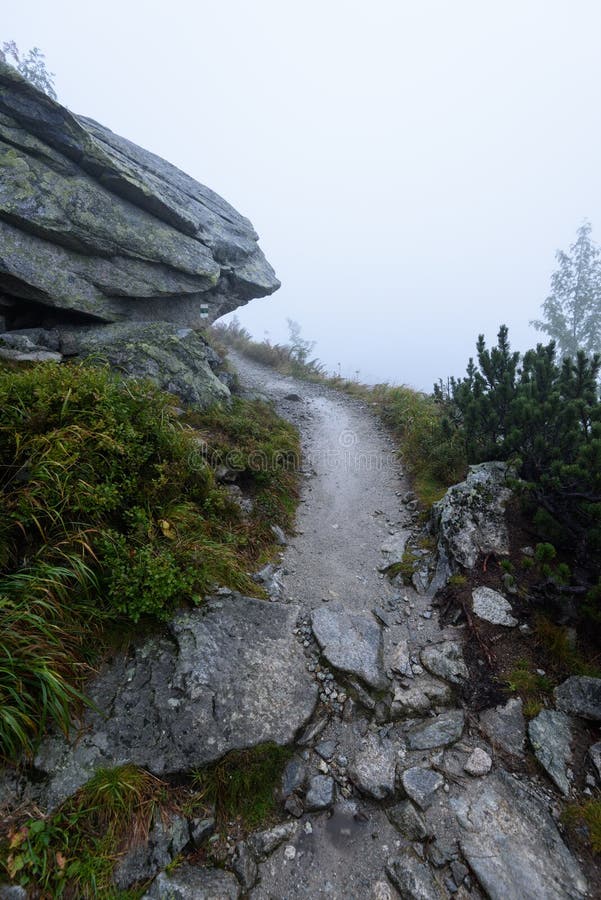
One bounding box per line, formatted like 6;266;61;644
5;0;601;390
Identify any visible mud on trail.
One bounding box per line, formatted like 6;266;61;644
229;351;591;900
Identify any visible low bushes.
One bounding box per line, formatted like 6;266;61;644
437;326;601;614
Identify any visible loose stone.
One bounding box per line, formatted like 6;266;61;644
305;775;335;811
464;747;493;776
400;766;444;810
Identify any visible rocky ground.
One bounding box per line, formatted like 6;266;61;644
214;351;596;900
3;350;599;900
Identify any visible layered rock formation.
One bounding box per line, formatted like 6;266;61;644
0;61;279;401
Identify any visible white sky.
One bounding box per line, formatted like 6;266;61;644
4;0;601;389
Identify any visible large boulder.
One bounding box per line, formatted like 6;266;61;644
62;322;229;407
0;61;279;403
34;595;318;810
0;61;278;324
452;771;587;899
432;462;513;571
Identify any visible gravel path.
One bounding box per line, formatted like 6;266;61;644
228;351;590;900
230;350;409;613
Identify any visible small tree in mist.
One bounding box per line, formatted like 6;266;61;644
0;41;57;100
531;222;601;361
286;318;315;366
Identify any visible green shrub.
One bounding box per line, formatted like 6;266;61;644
507;658;553;700
98;534;196;622
447;574;468;589
533;614;600;676
534;543;557;564
439;326;601;615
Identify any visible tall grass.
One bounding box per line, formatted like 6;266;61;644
0;559;102;758
211;319;327;379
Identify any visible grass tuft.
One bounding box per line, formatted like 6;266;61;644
563;798;601;853
193;743;293;829
1;764;167;897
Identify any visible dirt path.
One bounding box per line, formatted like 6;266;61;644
231;350;408;613
228;351;590;900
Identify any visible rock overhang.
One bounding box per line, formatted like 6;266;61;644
0;60;279;332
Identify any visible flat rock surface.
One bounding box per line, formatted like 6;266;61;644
387;800;430;841
589;741;601;780
391;677;452;718
472;586;518;627
452;771;588;899
407;710;465;750
305;775;335;811
555;676;601;721
386;849;444;899
249;801;401;900
143;865;240;899
400;766;443;810
529;709;573;795
379;533;409;569
388;638;413;677
479;698;526;757
420;641;468;684
464;747;493;777
114;813;190;889
348;733;399;800
35;596;317;809
311;603;387;689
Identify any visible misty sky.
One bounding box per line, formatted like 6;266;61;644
5;1;601;390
